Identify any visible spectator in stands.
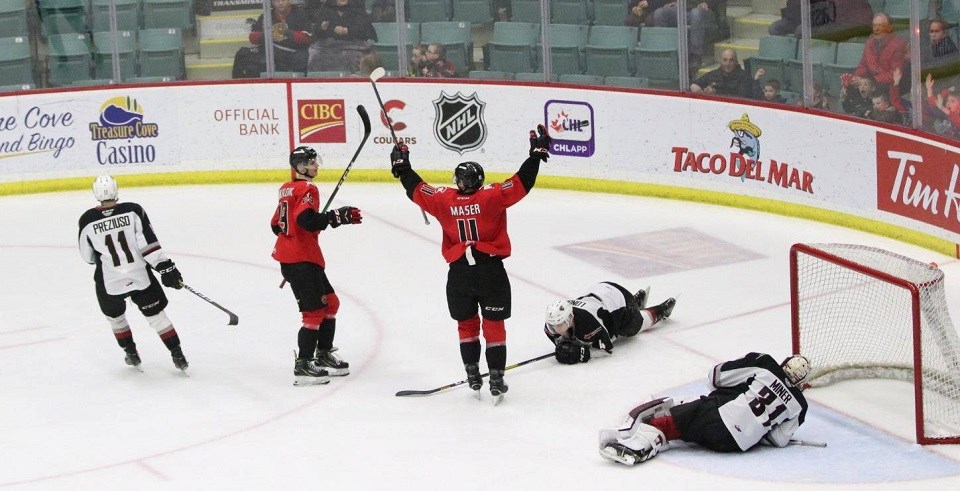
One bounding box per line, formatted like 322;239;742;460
356;50;382;77
370;0;396;23
841;74;879;119
247;0;312;74
768;0;799;36
409;43;428;77
495;0;511;21
870;92;903;124
690;49;751;98
923;18;959;66
802;80;832;110
418;44;458;78
625;1;665;28
651;1;721;67
853;12;907;92
308;0;377;72
925;73;960;138
760;79;787;104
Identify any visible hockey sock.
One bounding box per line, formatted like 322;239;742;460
116;333;136;352
298;327;320;359
460;340;481;365
639;309;657;327
485;344;506;371
317;318;336;351
159;329;181;351
648;415;680;441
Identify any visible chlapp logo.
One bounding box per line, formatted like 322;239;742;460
876;132;960;234
298;100;345;143
545;100;594;157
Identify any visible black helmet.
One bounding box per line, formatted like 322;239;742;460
290;146;318;168
453;161;484;194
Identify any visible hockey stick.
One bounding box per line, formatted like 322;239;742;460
369;66;430;225
322;104;372;213
395;352;554;397
788;439;827;448
183;284;239;326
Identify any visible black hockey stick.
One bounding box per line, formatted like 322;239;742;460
322;104;372;213
369;67;430;225
183;284;239;326
395;352;554;397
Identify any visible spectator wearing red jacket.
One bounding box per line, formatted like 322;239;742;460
854;12;907;90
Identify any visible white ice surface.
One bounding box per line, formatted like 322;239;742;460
1;183;959;489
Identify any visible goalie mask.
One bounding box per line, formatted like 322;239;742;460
453;161;484;194
781;354;811;387
545;299;574;336
290;146;319;168
92;174;119;202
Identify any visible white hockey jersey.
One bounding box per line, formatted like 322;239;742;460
710;352;808;450
78;202;171;296
544;282;633;352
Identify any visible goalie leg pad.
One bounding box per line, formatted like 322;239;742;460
625;397;675;427
617;422;666;462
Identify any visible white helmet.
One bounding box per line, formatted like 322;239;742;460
544;299;574;336
92;174;118;202
781;354;811;387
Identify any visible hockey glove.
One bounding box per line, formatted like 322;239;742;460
529;124;551;162
156;260;183;289
390;144;411;178
326;206;362;228
555;340;590;364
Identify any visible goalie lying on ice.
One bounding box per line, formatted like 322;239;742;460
543;282;676;364
599;352;811;466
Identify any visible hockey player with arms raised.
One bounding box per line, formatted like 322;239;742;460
271;146;362;386
78;175;189;371
599;352;811;465
389;125;551;403
544;282;676;364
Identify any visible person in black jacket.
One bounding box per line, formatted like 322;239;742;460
307;0;377;72
690;49;751;98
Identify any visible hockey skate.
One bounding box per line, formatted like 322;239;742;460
315;347;350;376
634;286;650;309
124;348;142;372
653;298;677;322
464;363;482;400
170;346;189;372
489;369;508;406
294;355;330;386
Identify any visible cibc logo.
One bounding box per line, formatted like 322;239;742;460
298;100;345;143
374;99;417;145
876;132;960;234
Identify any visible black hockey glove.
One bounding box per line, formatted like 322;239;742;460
155;260;183;289
326;206;362;228
390;143;411;178
555;340;590;365
529;124;551;162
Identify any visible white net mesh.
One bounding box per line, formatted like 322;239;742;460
793;243;960;443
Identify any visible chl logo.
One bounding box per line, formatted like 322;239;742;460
433;92;487;154
298;100;346;143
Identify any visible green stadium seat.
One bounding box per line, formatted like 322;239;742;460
0;36;33;86
885;0;929;22
93;30;138;81
372;22;419;72
551;0;590;25
138;28;184;79
822;42;864;99
485;22;540;73
593;0;626;27
69;78;117;86
260;71;305;78
514;71;558;81
784;39;835;92
408;0;452;22
91;0;141;33
585;25;638;77
124;75;175;83
605;76;649;87
634;26;679;88
509;0;542;23
46;32;93;86
468;70;513;79
558;73;603;85
39;0;88;36
421;21;473;75
744;36;798;92
307;71;351;77
142;0;193;30
0;82;34;92
451;0;493;25
0;0;29;37
540;23;588;76
942;0;960;24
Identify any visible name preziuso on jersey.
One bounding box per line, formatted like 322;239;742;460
91;215;131;234
89;96;160;165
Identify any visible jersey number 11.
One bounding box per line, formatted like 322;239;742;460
104;231;135;266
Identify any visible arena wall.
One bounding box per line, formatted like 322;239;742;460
1;79;958;257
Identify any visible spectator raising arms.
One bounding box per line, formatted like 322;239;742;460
854;12;907;90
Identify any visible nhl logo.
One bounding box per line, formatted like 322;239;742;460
433;92;487;154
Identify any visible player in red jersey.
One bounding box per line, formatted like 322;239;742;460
389;125;551;403
271;146;362;386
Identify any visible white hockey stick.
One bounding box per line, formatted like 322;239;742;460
369;66;430;225
788;439;827;448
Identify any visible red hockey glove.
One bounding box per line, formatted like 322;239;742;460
327;206;362;228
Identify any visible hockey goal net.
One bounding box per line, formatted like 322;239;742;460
790;243;960;444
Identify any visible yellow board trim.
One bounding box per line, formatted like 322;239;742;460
2;170;955;257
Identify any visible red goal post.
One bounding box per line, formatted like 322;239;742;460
790;243;960;444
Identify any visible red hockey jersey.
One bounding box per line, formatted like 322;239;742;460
412;175;528;263
271;180;325;266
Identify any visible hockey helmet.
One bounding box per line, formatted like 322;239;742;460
545;299;574;336
290;146;319;168
781;354;811;387
453;161;484;194
92;174;119;202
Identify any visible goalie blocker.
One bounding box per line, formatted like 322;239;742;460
600;352;810;465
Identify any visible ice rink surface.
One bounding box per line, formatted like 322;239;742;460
1;183;959;489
